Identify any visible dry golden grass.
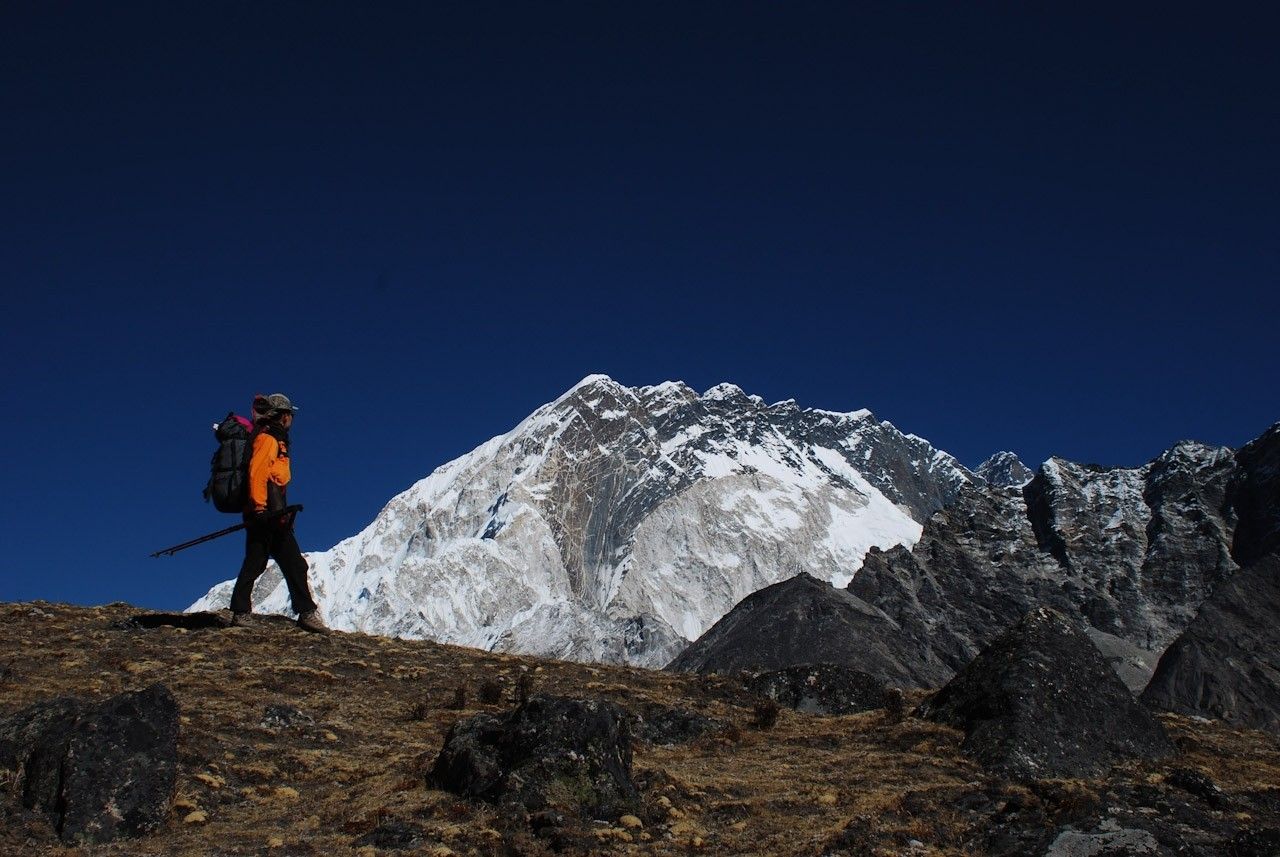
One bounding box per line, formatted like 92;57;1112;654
1;601;1278;856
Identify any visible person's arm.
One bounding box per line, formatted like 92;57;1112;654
247;433;277;513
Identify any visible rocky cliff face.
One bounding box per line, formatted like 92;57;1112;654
1141;553;1280;734
850;433;1268;690
1228;423;1280;566
192;376;971;666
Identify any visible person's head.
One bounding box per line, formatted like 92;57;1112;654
253;392;299;426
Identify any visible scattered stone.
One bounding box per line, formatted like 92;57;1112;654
747;663;888;715
353;819;428;850
1043;820;1161;857
918;608;1173;779
528;809;566;830
261;703;314;731
429;694;639;819
0;683;179;845
1231;827;1280;856
1141;553;1280;735
1165;768;1228;809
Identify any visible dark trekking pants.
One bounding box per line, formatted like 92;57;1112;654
229;516;317;616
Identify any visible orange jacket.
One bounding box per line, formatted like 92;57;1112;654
247;430;291;513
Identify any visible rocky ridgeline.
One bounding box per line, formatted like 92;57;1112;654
845;425;1280;700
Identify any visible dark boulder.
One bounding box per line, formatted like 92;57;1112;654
1141;553;1280;735
918;608;1172;779
429;694;639;820
0;684;179;844
631;703;724;745
747;663;888;715
666;572;950;688
353;819;431;850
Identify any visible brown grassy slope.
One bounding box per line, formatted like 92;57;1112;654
1;601;1277;856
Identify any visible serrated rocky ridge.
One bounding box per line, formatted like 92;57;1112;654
849;434;1270;691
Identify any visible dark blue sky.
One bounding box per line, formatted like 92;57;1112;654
2;3;1276;610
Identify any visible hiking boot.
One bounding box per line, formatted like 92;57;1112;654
230;611;254;628
296;610;328;634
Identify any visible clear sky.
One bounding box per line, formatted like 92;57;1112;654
2;3;1277;610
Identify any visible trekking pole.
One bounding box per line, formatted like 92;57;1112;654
149;505;304;558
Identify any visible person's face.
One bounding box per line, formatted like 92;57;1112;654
281;412;294;429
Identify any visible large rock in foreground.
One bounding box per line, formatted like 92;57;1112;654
918;608;1172;780
665;572;950;688
0;684;179;844
429;695;638;820
1141;553;1280;735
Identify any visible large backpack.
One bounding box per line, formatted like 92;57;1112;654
203;413;256;512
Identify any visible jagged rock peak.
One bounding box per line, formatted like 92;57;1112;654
666;572;951;688
918;607;1173;779
549;374;891;424
976;451;1034;488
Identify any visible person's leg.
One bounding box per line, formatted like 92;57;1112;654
229;524;270;614
268;527;318;617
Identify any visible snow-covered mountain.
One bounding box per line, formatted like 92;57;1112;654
190;375;976;666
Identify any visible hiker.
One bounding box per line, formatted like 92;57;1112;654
229;393;327;633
